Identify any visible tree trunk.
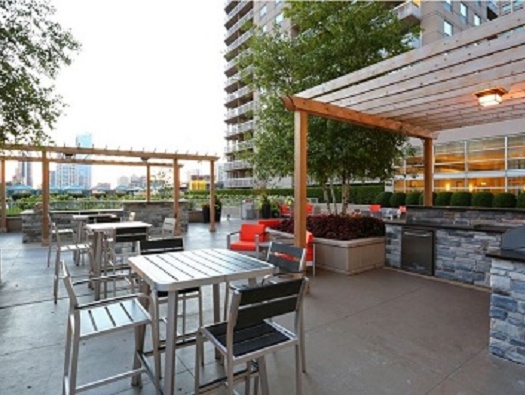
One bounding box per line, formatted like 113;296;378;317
341;177;349;215
322;184;331;214
330;179;338;215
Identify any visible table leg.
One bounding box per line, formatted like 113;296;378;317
132;280;150;387
93;232;102;300
164;290;179;395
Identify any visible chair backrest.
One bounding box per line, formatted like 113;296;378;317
258;219;281;229
88;215;120;224
239;223;266;242
61;260;79;309
162;218;177;237
139;237;184;255
114;226;149;244
229;278;307;331
128;211;136;221
266;242;306;274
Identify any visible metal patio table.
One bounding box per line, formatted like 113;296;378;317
85;221;152;299
128;248;275;395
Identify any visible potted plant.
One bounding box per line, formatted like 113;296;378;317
258;194;272;219
214;195;222;222
202;195;222;223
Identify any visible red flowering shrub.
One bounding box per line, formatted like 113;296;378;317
271;215;385;241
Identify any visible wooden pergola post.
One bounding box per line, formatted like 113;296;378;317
146;164;151;203
173;159;180;235
423;138;434;206
42;150;50;245
294;111;308;248
209;160;216;233
0;158;6;233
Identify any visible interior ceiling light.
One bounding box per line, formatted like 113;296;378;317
474;87;507;107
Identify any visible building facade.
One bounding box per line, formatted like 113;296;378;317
75;133;92;189
222;0;499;189
14;161;33;186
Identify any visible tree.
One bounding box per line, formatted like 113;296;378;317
238;1;419;213
0;0;80;145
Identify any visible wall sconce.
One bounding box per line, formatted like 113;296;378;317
474;87;507;107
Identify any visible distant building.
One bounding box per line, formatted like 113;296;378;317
49;170;56;188
129;174;147;189
117;175;130;187
14;161;33;186
76;133;92;189
56;163;77;188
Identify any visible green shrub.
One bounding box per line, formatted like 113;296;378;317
418;192;437;206
450;191;472;207
472;192;494;207
373;191;393;207
406;191;422;205
493;192;517;208
389;192;406;207
435;192;453;206
517;193;525;208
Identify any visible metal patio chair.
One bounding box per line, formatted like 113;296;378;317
61;260;160;395
194;278;308;395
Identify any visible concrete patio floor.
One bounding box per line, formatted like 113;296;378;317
1;219;525;394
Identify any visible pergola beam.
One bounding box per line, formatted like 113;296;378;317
1;144;219;162
282;96;435;139
0;155;178;167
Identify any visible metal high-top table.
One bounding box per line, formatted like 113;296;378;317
128;248;275;395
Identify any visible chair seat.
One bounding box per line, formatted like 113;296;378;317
207;321;290;358
53;228;74;235
79;298;150;338
60;243;90;252
229;241;257;252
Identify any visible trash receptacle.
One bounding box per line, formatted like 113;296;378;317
241;199;256;220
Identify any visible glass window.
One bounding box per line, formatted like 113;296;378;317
474;14;481;26
435;141;465;173
444;20;453;36
460;3;468;21
508;135;525;169
405;146;424;176
467;137;505;171
466;177;505;193
276;12;284;24
435;179;466;192
444;0;452;11
508;177;525;194
260;5;267;18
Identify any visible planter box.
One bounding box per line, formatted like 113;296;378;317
188;210;204;223
7;217;22;232
267;229;385;275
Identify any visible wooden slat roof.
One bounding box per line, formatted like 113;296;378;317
291;9;525;137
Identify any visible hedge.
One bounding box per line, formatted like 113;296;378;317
435;192;453;206
390;192;406;207
373;191;393;207
493;192;517;208
406;191;421;205
518;193;525;208
450;191;471;207
471;192;494;207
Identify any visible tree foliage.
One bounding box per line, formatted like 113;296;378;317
0;0;80;145
238;1;420;211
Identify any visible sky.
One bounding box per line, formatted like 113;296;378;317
41;0;226;186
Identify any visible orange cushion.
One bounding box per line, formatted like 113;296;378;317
306;231;314;261
230;241;257;251
239;224;266;242
306;204;313;214
369;204;381;212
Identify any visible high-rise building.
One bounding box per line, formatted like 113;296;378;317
15;161;33;186
223;1;499;189
56;163;77;188
76;133;92;189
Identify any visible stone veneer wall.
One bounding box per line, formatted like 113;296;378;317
407;206;525;226
385;225;402;268
489;258;525;364
22;209;124;243
122;201;189;236
434;229;500;287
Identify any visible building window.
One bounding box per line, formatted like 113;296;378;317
460;3;468;22
444;20;453;36
444;0;452;11
474;14;481;26
467;137;505;172
260;5;267;19
435;142;466;174
276;12;284;25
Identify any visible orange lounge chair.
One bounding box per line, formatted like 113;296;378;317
227;223;267;257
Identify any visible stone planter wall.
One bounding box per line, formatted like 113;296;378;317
7;217;22;232
489;258;525;365
122;200;189;235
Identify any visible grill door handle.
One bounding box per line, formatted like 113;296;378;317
403;231;432;238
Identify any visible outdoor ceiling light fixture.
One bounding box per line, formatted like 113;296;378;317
474;87;507;107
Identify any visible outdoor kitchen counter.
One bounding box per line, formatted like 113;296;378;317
486;248;525;365
384;220;511;233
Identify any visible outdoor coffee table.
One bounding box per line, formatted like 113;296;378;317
128;248;275;395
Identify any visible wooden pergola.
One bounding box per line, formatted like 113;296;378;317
0;144;219;243
283;10;525;247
